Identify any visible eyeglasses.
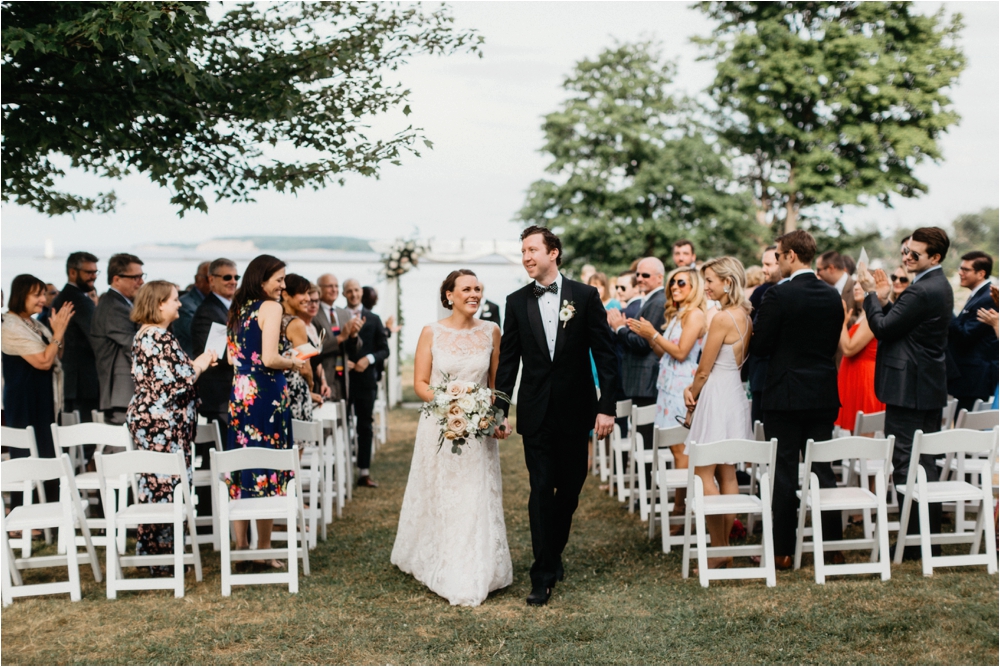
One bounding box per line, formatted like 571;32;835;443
118;273;146;281
615;285;628;292
213;273;240;282
306;299;320;305
901;247;922;261
890;275;910;284
636;272;653;279
668;278;688;288
78;268;100;276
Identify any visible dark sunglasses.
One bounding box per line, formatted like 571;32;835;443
900;247;922;261
636;272;653;279
890;275;910;284
213;273;240;282
615;285;628;292
668;278;688;288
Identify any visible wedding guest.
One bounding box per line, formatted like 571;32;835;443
608;258;667;455
281;274;321;425
588;272;620;310
842;254;856;279
672;239;697;269
744;266;764;300
858;226;953;560
747;245;780;426
682;257;753;569
362;286;401;339
315;273;359;403
38;283;60;327
302;284;332;398
227;254;304;565
947;251;998;413
475;283;502;328
975;285;999;409
749;230;844;570
2;274;74;504
888;265;910;303
835;282;884;433
51;251;101;422
175;261;211;356
628;266;707;521
191;258;239;442
127;281;216;571
817;251;856;317
616;271;642;319
580;264;597;285
344;278;390;488
91;253;143;425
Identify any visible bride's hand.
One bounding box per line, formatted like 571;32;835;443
495;417;511;440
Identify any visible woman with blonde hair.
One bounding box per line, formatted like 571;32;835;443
682;257;753;570
588;271;620;310
628;266;707;521
127;280;217;570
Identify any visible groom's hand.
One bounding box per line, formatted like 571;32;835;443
496;418;511;440
594;413;615;439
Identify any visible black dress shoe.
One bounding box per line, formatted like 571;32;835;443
357;475;379;488
526;586;552;606
556;564;565;582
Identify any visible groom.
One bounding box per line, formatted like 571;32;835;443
496;226;618;606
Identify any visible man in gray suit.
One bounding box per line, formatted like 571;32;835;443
315;273;361;402
608;257;668;454
90;253;143;425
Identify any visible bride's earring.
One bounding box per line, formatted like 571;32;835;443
448;299;453;305
724;283;730;294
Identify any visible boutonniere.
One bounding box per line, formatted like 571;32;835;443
559;300;576;328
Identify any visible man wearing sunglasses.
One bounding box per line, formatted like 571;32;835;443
192;258;240;444
947;251;998;414
616;271;642;319
858;226;953;559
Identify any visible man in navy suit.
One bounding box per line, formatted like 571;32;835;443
948;251;998;413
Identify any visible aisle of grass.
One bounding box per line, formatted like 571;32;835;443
1;406;997;665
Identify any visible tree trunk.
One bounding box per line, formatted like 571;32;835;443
784;166;798;233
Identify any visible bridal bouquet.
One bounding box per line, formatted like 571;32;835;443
420;374;510;454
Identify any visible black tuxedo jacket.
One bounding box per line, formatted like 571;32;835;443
746;282;775;392
947;282;999;399
191;293;233;415
347;308;390;393
478;299;502;327
52;283;99;402
749;272;842;412
865;268;953;410
496;277;618;437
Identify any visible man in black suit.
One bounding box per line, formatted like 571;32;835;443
52;251;101;422
496;226;618;606
747;245;780;427
90;253;143;425
948;251;998;413
192;258;239;441
476;283;502;328
859;227;955;556
749;230;844;570
343;278;390;488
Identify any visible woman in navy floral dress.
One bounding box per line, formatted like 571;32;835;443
127;281;217;566
226;255;305;563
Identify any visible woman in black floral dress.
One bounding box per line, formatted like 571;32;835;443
127;281;217;567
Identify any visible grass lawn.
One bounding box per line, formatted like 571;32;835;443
2;406;997;665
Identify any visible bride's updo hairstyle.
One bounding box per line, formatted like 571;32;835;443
440;269;478;309
701;256;750;313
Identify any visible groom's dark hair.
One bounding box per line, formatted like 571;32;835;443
521;225;562;266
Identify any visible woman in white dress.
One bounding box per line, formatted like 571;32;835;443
391;270;513;606
683;257;753;570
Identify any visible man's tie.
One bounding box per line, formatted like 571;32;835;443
532;283;558;298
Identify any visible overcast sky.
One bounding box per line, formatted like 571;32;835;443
2;1;997;252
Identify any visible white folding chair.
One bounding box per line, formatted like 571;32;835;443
609;399;633;502
848;410;900;535
648;424;690;552
941;397;959;430
50;422;134;549
189;422;224;550
314;400;349;518
96;450;202;598
291;419;326;548
91;410;105;424
681;437;778;588
793;436;894;583
893;427;998;576
213;446;310;595
630;404;658;521
2;454;102;607
939;410;999;530
0;426;52;554
374;375;389;448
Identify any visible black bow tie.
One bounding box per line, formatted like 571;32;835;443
533;282;558;298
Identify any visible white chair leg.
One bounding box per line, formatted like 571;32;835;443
810;478;825;585
918;494;933;577
174;515;185;598
760;476;776;587
681;499;694;580
62;503;82;602
288;495;299;594
875;474;891;580
2;528;17;606
106;519;118;600
220;482;232;597
793;478;809;570
981;485;998;574
893;488;913;565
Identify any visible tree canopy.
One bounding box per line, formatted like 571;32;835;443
1;1;481;216
517;41;762;272
695;1;966;232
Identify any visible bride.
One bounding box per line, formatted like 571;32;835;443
390;269;513;606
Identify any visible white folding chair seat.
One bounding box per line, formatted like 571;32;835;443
189;422;224;550
2;455;102;607
96;450;202;598
0;426;52;554
313;401;349;518
794;436;894;583
609;400;634;502
647;424;689;552
938;410;999;531
681;437;778;588
894;427;998;576
213;446;310;595
630;404;658;521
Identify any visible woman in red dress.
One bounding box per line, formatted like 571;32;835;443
836;282;885;433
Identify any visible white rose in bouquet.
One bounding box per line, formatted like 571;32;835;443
457;395;477;413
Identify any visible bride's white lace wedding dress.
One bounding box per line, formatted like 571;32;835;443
390;320;513;606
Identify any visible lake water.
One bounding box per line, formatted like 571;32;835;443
1;245;530;356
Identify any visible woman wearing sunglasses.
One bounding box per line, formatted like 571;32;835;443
627;267;707;522
889;265;910;303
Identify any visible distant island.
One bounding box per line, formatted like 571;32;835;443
214;236;373;252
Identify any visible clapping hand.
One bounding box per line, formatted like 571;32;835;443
627;316;658;341
976;307;998;332
991;284;999;307
607;308;626;330
48;302;75;339
858;267;891;304
386;315;401;334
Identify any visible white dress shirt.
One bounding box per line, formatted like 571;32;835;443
110;287;133;308
912;264;942;284
214;293;232;310
535;274;563;360
778;268;815;285
833;272;848;294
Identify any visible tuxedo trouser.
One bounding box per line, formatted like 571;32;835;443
750;391;764;429
885;404;942;553
350;388;377;471
522;421;590;590
765;408;842;557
